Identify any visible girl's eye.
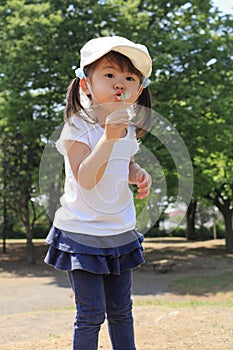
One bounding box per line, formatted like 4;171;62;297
105;73;114;78
126;76;135;81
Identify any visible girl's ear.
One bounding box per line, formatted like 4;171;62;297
80;78;91;95
137;85;144;97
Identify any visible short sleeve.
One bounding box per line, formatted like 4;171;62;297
56;117;90;155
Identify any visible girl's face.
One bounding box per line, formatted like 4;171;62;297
84;57;143;106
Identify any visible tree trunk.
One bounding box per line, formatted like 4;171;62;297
186;200;198;241
2;194;7;254
24;218;36;264
217;205;233;253
48;179;61;225
213;196;233;253
213;219;217;240
224;211;233;253
26;235;36;265
20;198;36;264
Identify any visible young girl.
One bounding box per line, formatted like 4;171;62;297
45;35;152;350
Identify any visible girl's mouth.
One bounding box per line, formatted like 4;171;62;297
114;92;130;101
115;95;123;101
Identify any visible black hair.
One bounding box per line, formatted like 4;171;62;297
64;50;152;138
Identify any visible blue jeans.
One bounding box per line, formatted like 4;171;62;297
67;269;136;350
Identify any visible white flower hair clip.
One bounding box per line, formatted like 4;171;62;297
75;67;85;79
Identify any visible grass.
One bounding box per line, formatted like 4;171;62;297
170;270;233;296
134;298;233;308
37;299;233;316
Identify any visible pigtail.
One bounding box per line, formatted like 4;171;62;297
64;78;83;122
135;88;152;138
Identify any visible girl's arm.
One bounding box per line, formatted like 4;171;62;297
128;158;152;199
65;136;115;190
65;109;130;190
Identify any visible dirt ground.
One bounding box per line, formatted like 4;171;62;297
1;237;233;350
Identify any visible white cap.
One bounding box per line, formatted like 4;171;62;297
80;36;152;78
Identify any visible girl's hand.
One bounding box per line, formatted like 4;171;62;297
135;168;152;199
104;108;130;140
129;163;152;199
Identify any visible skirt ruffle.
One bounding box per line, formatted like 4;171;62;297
44;227;144;275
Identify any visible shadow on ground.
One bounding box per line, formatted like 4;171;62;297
1;238;233;297
0;241;70;288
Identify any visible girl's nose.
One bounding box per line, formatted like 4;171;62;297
114;79;125;90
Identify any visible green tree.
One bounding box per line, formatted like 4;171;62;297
0;0;133;261
0;0;232;260
132;1;233;247
0;0;64;262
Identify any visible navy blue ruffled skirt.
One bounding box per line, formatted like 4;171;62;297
44;226;144;275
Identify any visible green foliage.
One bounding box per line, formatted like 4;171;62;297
0;0;232;251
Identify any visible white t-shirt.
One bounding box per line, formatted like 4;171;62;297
53;115;140;236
